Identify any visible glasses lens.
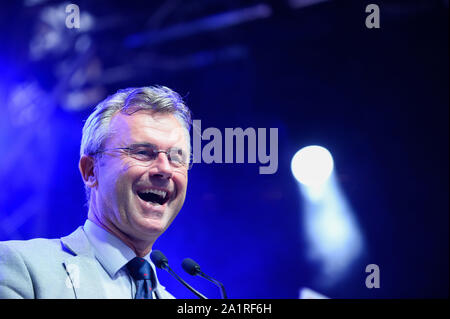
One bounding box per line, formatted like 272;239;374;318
126;145;190;169
168;149;187;166
129;146;157;161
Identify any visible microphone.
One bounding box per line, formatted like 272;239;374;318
150;250;208;299
182;258;227;299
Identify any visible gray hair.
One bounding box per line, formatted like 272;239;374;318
80;85;192;203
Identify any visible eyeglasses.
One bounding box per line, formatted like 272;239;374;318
91;143;192;170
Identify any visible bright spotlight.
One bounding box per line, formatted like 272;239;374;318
291;145;334;187
292;145;363;288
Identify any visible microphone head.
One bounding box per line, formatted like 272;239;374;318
150;250;169;269
182;258;201;276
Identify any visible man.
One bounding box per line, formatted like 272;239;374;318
0;85;192;298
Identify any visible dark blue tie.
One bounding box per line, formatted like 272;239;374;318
127;257;155;299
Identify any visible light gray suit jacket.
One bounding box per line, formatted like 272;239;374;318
0;227;175;299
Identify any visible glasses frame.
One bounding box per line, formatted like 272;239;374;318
91;143;193;170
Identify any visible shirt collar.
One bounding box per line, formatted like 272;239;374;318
83;219;160;284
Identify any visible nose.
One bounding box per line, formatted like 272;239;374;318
150;152;173;179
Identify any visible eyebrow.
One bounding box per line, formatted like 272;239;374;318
128;142;157;149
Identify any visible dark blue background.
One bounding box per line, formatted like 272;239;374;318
0;0;448;298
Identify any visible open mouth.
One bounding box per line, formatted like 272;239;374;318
137;188;170;205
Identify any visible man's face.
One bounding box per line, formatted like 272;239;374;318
92;110;189;243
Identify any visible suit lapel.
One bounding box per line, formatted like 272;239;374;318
61;227;107;299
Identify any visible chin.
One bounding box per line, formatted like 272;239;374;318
137;216;170;235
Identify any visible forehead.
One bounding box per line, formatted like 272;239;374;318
107;110;188;150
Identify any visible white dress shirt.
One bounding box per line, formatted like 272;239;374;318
83;219;161;299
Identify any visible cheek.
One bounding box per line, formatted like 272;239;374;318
173;172;188;200
99;160;137;201
175;169;187;184
114;165;143;196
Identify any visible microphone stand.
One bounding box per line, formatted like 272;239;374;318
197;271;227;299
162;264;208;299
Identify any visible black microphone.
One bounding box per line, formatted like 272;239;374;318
182;258;227;299
150;250;208;299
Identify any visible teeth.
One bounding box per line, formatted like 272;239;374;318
141;188;167;198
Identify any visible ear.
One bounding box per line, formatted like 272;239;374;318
79;155;98;188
